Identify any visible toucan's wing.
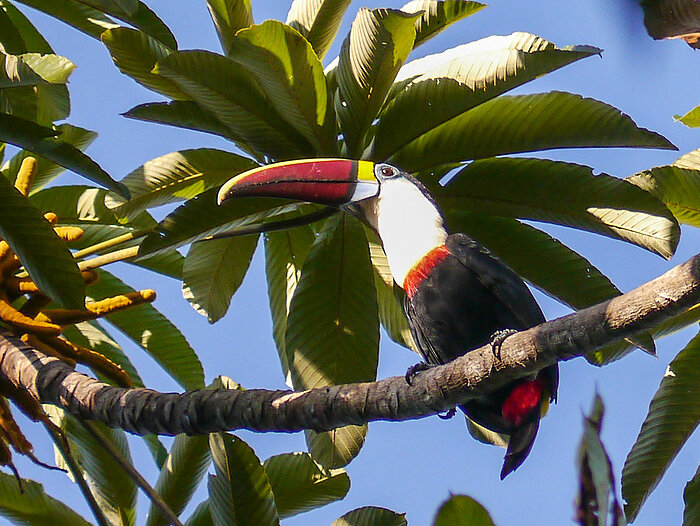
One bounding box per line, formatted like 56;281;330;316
446;233;545;329
404;294;444;366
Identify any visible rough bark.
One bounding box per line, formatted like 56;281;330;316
0;253;699;437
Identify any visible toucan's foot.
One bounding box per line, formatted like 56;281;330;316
405;362;433;385
437;407;457;420
489;328;519;359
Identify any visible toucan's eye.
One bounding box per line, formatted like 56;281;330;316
379;165;396;178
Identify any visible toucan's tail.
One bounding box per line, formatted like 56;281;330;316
500;415;540;480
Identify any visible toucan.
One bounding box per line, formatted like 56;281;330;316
217;158;558;478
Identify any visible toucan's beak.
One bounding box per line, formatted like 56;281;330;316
217;158;379;207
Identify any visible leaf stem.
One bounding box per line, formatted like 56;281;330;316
78;246;140;271
72;228;152;260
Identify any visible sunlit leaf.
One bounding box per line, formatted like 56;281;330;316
206;0;253;55
208;433;280;526
622;331;700;522
433;157;679;259
432;495;495;526
263;452;350;518
286;0;352;59
182;234;259;323
106;148;258;220
123;101;236;140
331;506;407;526
402;0;485;47
336;8;420;157
642;0;700;48
0;173;84;308
10;0;118;41
390;92;676;172
0;51;74;88
676;104;700;127
373;33;599;160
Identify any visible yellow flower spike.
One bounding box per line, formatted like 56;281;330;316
0;299;61;336
53;226;84;243
35;308;95;325
43;212;58;226
14;157;37;197
4;277;39;295
38;290;157;325
0;242;11;262
20;334;77;366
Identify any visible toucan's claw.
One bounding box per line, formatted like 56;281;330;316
437;407;457;420
405;362;433;385
489;328;518;360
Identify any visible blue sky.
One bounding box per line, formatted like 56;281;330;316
6;1;700;525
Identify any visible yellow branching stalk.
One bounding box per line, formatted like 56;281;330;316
20;334;77;366
0;242;10;262
53;226;84;243
43;212;58;226
4;277;39;295
14;157;37;197
0;299;61;336
36;290;156;325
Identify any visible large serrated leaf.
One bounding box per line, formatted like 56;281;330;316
52;410;137;526
684;466;700;526
373;33;599;160
206;0;253;55
155;50;313;160
331;506;407;526
2;123;97;192
0;51;74;88
88;269;205;389
336;8;420;157
101;27;183;99
622;331;700;522
390;92;676;172
146;434;212;526
12;0;118;40
106;148;258;220
182;234;259;323
433;157;680;259
0;113;127;196
264;223;316;385
123;101;236;140
229;20;336;155
627;162;700;228
0;174;84;308
263;452;350;518
209;433;280;526
432;495;495;526
286;0;352;60
402;0;485;48
285;214;378;467
0;471;92;526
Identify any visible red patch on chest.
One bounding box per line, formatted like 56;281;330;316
501;377;545;427
403;245;450;298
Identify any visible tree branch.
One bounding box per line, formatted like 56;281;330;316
0;253;699;437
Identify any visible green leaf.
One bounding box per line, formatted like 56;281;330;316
0;173;84;308
1;78;69;125
264;222;317;385
186;501;213;526
286;0;352;60
433;157;680;259
676;104;700;128
146;435;212;526
155;50;313;160
401;0;485;48
182;234;259;323
622;330;700;522
101;27;183;99
331;506;407;526
208;433;280;526
11;0;118;40
106;148;258;220
590;304;700;365
50;410;137;526
627;152;700;227
285;214;378;466
390;92;677;172
0;0;53;55
2;123;97;192
137;186;303;256
336;8;420;157
0;113;128;196
206;0;253;55
29;185;183;279
577;394;623;526
229;20;336;155
0;51;74;88
263;452;350;518
123;101;237;140
684;466;700;526
432;495;495;526
88;269;205;389
373;33;599;160
0;471;92;526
